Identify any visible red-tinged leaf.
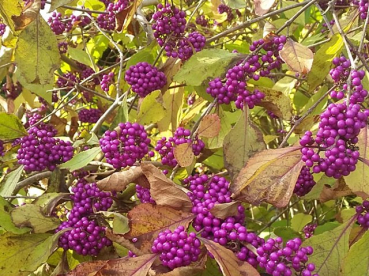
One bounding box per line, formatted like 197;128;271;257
302;217;355;276
254;0;275;16
210;202;240;219
344;126;369;198
124;204;195;253
173;143;195;167
279;39;314;74
232;147;303;208
263;22;277;37
198;114;221;138
66;254;157;276
141;163;192;212
97;167;144;192
223;109;266;180
116;0;143;32
200;238;260;276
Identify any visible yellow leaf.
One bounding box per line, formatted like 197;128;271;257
14;15;60;86
0;0;22;34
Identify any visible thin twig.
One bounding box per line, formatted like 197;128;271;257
13;171;52;195
278;85;338;148
45;1;108;14
207;0;313;43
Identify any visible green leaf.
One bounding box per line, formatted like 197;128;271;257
68;47;95;69
0;46;13;83
174;49;239;86
344;126;369;197
0;0;22;33
14;16;60;86
11;204;60;233
0;113;28;140
0;165;24;197
196;258;222;276
33;192;70;215
113;213;130;234
342;230;369;276
223;0;247;9
272;76;297;96
137;90;166;125
291;213;312;233
302;218;354;276
223;110;266;180
274;227;300;241
0;232;60;276
0;196;31;234
59;147;101;171
300;85;328;115
307;34;343;92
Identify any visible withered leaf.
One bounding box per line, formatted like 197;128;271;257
232;147;303;208
279;39;314;74
124;204;195;253
97;167;144;192
198;114;221;138
254;0;275;16
141;163;192;212
209;202;241;219
173;143;195;167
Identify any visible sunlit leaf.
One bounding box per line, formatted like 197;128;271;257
254;0;275;16
0;196;31;234
0;165;24;197
12;0;41;31
0;112;27;140
137;90;166;125
0;0;22;33
174;49;240;86
279;39;314;74
174;143;195;167
291;213;312;233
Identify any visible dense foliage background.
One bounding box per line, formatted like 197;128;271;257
0;0;369;275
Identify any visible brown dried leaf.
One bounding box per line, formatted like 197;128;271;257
124;203;195;253
12;0;41;31
210;202;240;219
66;254;157;276
319;178;353;203
50;114;67;136
198;114;221;138
254;0;275;16
97;167;144;192
173;143;195;167
279;39;314;74
116;0;143;32
232;147;303;208
69;116;79;139
159;58;182;93
141;163;192;212
200;238;260;276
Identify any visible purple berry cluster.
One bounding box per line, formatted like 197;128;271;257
56;180;113;256
359;0;369;19
136;185;155;204
0;23;6;36
78;108;101;123
151;226;201;269
99;122;151;169
294;166;316;197
356;200;369;229
56;72;78;88
218;4;236;22
330;57;368;103
321;20;334;33
0;140;4;156
195;15;209;27
2;82;22;100
152;4;206;60
300;103;368;178
125;62;167;97
97;0;130;30
48;11;72;35
303;224;317;239
17;123;74;172
101;72;114;92
155;127;205;167
207;36;286;109
58;41;68;54
257;237;318;276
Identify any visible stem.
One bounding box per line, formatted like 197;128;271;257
13;171;52;195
